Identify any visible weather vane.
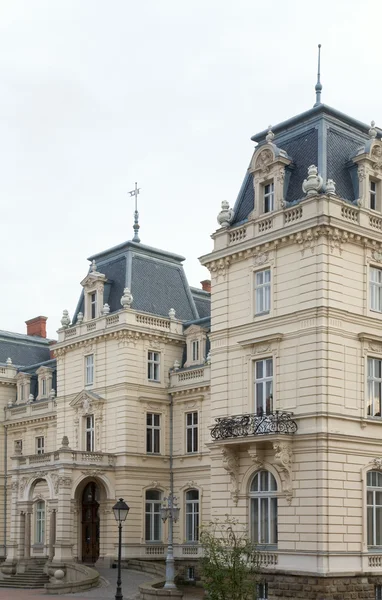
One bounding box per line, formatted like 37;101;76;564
129;182;141;243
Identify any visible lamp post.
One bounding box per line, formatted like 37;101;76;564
113;498;130;600
160;494;180;589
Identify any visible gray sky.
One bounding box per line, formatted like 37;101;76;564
1;0;381;338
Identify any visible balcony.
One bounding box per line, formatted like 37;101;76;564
169;364;210;390
57;309;183;344
14;450;116;469
210;411;298;441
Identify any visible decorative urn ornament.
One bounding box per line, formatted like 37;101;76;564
325;179;336;195
120;287;133;308
61;310;71;329
102;303;110;315
302;165;323;197
76;311;84;324
217;200;234;228
168;308;176;320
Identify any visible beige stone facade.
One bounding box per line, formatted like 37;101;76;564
2;102;382;599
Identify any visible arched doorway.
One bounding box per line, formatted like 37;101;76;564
81;482;100;563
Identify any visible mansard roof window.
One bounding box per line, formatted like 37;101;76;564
263;182;275;214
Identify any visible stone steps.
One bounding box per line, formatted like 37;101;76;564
128;559;165;576
0;566;49;589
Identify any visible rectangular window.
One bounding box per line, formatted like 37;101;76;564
255;269;271;315
192;340;200;362
36;436;45;455
186;412;198;453
19;384;24;402
148;351;160;382
370;180;378;211
263;182;274;213
35;501;45;544
257;583;268;600
368;358;382;417
376;585;382;600
254;358;273;415
85;414;95;451
146;413;160;453
90;292;97;319
41;378;46;397
85;354;94;386
370;267;382;312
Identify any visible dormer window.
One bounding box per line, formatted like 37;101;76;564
184;325;207;367
16;373;31;403
192;340;200;362
263;182;275;213
36;366;53;400
90;292;97;319
370;179;380;211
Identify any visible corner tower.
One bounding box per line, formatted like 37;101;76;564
201;102;382;598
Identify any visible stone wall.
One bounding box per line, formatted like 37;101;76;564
264;572;381;599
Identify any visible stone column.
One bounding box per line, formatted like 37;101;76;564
49;510;56;561
53;474;73;564
16;512;25;560
24;512;31;560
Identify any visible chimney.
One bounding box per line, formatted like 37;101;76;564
25;316;48;338
201;280;211;293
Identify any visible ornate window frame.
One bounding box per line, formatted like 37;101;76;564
184;325;207;367
36;366;53;400
353;139;382;212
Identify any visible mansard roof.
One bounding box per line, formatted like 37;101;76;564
0;330;53;367
231;103;382;226
74;240;207;323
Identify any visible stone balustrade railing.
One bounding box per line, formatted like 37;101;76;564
212;195;380;254
169;365;210;389
14;450;116;468
5;398;56;420
58;309;183;343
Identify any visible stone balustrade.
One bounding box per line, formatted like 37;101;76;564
5;398;56;420
169;365;210;389
14;450;116;468
57;308;183;343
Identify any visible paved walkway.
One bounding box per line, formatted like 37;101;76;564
0;568;154;599
0;569;205;600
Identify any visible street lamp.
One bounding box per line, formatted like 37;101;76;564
113;498;130;600
160;494;180;589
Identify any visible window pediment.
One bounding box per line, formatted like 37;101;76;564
69;390;104;414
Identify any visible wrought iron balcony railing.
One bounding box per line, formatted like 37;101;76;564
210;411;298;441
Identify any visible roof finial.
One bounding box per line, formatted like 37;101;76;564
129;182;141;243
314;44;322;107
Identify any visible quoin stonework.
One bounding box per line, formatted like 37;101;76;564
2;95;382;599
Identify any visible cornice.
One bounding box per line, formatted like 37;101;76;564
202;220;382;272
5;414;56;428
171;386;209;398
53;326;185;356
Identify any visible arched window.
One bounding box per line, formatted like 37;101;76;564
367;470;382;546
35;501;45;544
145;490;162;542
250;470;277;545
185;489;199;542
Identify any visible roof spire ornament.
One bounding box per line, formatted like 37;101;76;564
266;125;274;143
129;182;141;243
369;120;377;139
314;44;322;107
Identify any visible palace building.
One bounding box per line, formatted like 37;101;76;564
2;74;382;598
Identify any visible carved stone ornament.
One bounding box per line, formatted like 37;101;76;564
58;476;72;489
252;251;269;267
81;469;104;478
273;442;293;505
102;303;110;315
207;257;231;282
369;120;377;139
77;311;84;324
61;435;70;449
372;250;382;263
82;397;92;415
327;227;348;255
60;310;71;329
217;200;234;228
295;227;321;256
11;481;19;492
120;287;133;309
358;165;366;181
247;446;264;470
19;477;28;497
371;143;382;170
302;165;324;197
325;179;336;195
255;149;273;174
150;481;161;489
222;447;240;506
372;457;382;470
51;473;60;495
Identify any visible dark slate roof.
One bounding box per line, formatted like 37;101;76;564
232;103;377;226
0;331;52;368
74;240;207;323
190;288;211;319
